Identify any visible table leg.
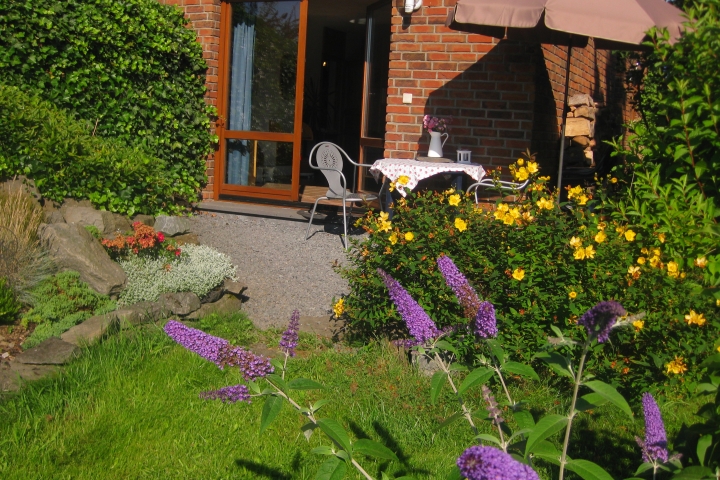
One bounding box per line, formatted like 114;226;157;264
453;173;463;191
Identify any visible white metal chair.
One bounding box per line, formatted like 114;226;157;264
305;142;377;249
466;178;530;204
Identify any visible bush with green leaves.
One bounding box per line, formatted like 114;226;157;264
339;161;718;397
0;0;214;206
21;271;116;349
0;85;190;216
118;244;237;305
0;278;20;324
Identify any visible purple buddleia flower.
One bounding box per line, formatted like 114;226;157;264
219;345;274;381
280;310;300;357
481;385;503;426
164;320;228;366
200;384;251;404
457;446;539;480
635;393;669;463
437;255;482;319
474;301;498;339
378;268;440;344
577;301;626;343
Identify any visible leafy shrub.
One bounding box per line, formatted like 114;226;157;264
339;162;718;396
0;0;214;204
102;222;181;262
0;278;20;324
0;85;187;216
118;245;237;305
22;271;116;349
0;184;53;303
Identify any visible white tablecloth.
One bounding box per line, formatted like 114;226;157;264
369;159;486;197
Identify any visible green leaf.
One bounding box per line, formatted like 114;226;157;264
352;439;399;462
512;409;536;430
697;434;712;466
266;373;288;392
430;371;446;405
565;459;614;480
315;456;347;480
435;340;459;356
259;395;283;434
535;352;574;379
311;446;334;456
458;367;494;395
584;381;633;419
317;419;352;455
487;339;506;364
446;466;462;480
270;358;284;371
525;414;568;456
313;399;330;413
301;422;317;441
501;361;540;381
475;433;502;446
671;466;716;479
530;440;561;465
575;393;610;412
435;412;465;431
288;378;325;390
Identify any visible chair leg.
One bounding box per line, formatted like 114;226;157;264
305;197;325;240
342;200;348;250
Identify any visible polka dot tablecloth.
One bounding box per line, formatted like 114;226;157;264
369;159;486;197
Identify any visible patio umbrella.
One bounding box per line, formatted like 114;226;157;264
446;0;686;196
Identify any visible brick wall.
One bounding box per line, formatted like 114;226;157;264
386;0;627;174
159;0;220;199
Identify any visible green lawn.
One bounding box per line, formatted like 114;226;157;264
0;314;700;479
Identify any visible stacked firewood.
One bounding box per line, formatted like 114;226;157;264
563;93;597;168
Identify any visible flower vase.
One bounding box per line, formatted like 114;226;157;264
428;131;448;158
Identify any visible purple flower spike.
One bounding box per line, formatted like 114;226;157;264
457;446;539;480
164;320;228;366
280;310;300;357
377;268;440;344
220;345;274;381
200;384;251;404
636;393;669;463
474;301;498;339
577;301;626;343
437;255;482;320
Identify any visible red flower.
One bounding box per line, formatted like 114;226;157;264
157;232;165;243
175;249;181;256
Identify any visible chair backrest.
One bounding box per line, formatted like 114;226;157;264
311;142;345;197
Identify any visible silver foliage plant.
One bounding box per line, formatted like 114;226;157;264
118;244;237;305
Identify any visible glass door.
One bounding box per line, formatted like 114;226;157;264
358;0;391;192
217;0;308;201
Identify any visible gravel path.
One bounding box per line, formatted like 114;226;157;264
190;212;364;329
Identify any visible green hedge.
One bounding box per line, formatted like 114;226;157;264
0;0;214;205
0;85;185;215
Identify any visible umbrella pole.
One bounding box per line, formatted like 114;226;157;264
556;36;573;202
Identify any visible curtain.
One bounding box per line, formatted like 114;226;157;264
226;7;256;186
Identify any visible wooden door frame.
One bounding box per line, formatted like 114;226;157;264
215;0;308;202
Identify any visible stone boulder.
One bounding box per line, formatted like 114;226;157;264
154;216;191;237
186;294;242;320
16;337;79;365
39;223;127;297
132;214;155;227
158;292;201;316
61;313;118;346
62;206;132;235
116;301;171;328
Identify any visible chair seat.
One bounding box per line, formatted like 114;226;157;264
326;191;378;202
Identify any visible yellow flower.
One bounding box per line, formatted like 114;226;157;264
684;310;706;326
388;182;396;192
444;187;456;195
512;268;525;281
497;203;509;213
569;291;577;299
628;265;641;279
657;233;666;243
717;298;720;307
666;356;688;375
404;232;414;242
378;212;389;222
611;177;618;184
333;298;345;317
514;167;529;181
389;233;398;245
448;194;461;206
695;256;708;268
594;231;607;243
717;345;720;353
577;194;589;206
377;220;392;233
597;222;607;231
641;247;649;255
573;248;586;260
633;320;644;331
569;236;583;248
584;245;596;259
509;207;521;219
666;261;679;278
527;161;539;174
652;248;661;257
567;185;583;200
616;225;626;234
397;175;410;186
454;217;467;232
503;213;515;225
516;158;524;166
536;197;554;210
522;211;534;222
624;230;636;242
649;256;662;268
637;256;646;265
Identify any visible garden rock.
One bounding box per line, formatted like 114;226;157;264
116;302;170;328
0;362;58;392
173;233;200;246
39;223;127;297
201;286;224;304
158;292;201;316
410;351;442;376
298;315;338;340
16;337;79;365
154;216;191;237
62;206;132;235
223;279;247;297
132;214;155;227
45;210;66;224
1;176;42;207
61;313;118;346
186;294;242;320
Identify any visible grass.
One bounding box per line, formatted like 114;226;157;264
0;313;702;479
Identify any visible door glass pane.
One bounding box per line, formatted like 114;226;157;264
226;139;293;188
227;2;300;134
361;146;384;192
364;2;392;139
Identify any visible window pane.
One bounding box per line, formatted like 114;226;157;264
227;2;300;134
226;139;293;188
364;2;391;139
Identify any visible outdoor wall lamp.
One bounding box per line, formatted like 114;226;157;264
404;0;422;14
